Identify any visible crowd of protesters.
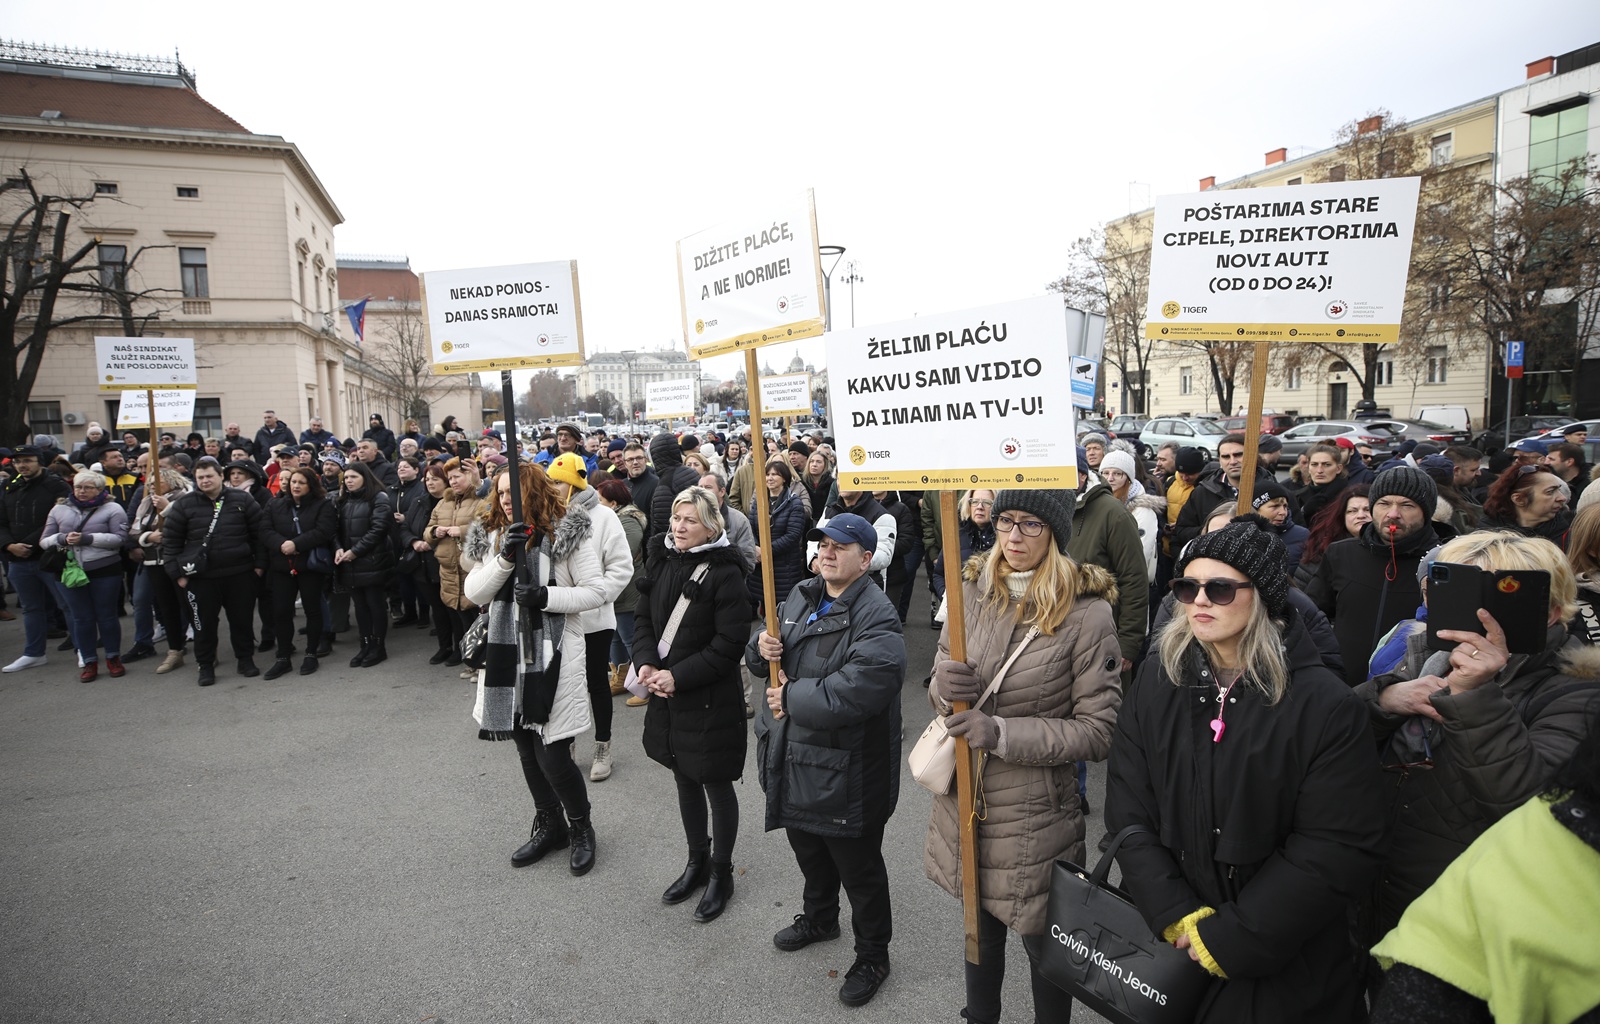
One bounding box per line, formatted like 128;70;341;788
3;409;1599;1021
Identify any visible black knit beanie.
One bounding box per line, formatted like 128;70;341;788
1370;465;1438;520
991;489;1075;553
1175;513;1290;618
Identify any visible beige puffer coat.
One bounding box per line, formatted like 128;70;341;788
426;490;485;611
924;556;1124;934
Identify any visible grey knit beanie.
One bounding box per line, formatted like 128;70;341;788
992;489;1075;553
1370;465;1438;520
1175;513;1290;618
1080;432;1108;450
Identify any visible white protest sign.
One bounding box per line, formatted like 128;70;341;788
95;337;196;391
422;261;585;372
825;295;1078;490
759;372;812;419
1145;177;1420;345
115;389;196;430
677;191;826;359
645;379;697;421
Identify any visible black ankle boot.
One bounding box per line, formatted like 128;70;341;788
662;845;711;905
693;861;734;923
262;658;293;680
360;638;387;667
313;637;333;658
510;810;569;868
568;815;596;876
349;637;373;667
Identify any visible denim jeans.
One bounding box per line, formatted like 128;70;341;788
64;573;123;662
8;558;54;657
609;610;635;665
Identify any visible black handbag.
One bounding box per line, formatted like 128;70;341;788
1036;825;1211;1024
38;545;69;574
460;614;489;670
290;506;335;574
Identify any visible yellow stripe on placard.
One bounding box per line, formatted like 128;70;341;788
100;382;198;392
430;353;586;375
832;466;1080;490
1145;322;1398;344
688;317;825;360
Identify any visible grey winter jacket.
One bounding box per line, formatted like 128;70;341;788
749;572;908;838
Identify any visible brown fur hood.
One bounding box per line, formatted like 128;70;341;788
1556;641;1600;681
960;552;1119;607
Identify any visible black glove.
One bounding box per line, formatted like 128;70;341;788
500;522;530;560
514;582;549;609
933;659;982;705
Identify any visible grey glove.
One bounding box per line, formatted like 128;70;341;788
933;658;981;705
943;709;1000;752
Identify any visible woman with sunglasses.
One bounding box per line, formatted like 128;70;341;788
925;490;1122;1024
1480;463;1572;550
1106;514;1386;1023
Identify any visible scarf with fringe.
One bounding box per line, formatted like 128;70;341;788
473;530;566;740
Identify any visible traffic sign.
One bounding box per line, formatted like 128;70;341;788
1507;340;1524;379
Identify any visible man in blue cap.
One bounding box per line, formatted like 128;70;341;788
749;512;907;1008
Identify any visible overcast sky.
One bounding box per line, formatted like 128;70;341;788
12;1;1600;390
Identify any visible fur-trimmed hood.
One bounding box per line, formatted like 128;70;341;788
1556;640;1600;681
960;552;1119;608
1127;492;1169;516
462;501;593;565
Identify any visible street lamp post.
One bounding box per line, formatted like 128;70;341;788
840;259;864;328
818;245;846;331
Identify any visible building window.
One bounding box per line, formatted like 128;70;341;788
1428;283;1451;311
94;182;118;195
192;397;222;436
1286;177;1302;186
1431;133;1454;166
180;247;209;298
1426;347;1448;384
27;401;63;438
1530;104;1589;182
1179;366;1194;395
1375;358;1394;387
97;244;127;291
176;185;200;199
1327;164;1346;182
1286;366;1302;390
1331;361;1350;373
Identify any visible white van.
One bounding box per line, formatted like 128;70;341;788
1417;406;1471;433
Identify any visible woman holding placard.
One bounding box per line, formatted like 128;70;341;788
924;489;1122;1024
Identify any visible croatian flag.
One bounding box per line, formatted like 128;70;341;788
345;298;369;343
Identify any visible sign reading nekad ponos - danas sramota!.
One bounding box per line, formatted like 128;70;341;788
422;261;585;372
95;337;197;391
825;295;1077;490
677;191;826;359
1145;177;1421;345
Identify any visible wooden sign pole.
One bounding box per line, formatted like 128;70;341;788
747;349;781;693
147;388;163;497
939;488;982;965
1234;342;1272;517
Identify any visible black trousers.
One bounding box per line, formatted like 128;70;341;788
145;565;186;653
510;727;590;821
786;822;891;964
964;908;1070;1024
447;605;478;655
268;570;325;658
676;774;738;864
186;572;257;666
584;629;616;742
350;584;389;640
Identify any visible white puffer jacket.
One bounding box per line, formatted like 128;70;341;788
566;486;632;634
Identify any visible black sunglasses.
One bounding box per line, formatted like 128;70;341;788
1170;577;1255;605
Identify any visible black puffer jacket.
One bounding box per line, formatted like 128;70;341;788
646;432;701;571
161;486;266;580
260;493;337;575
335;487;395;587
0;470;71;559
747;489;807;609
401;488;440;583
636;541;751;783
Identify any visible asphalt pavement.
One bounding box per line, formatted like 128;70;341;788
0;595;1111;1024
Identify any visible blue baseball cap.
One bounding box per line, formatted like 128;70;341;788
1511;438;1548;454
807;512;877;553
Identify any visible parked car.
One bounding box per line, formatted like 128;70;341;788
1362;419;1471;446
1274;420;1403;457
1470;416;1574;452
1076;416;1113;438
1139;416;1231;459
1417;405;1473;433
1217;413;1297;435
1107;415;1149;437
1528;418;1600;445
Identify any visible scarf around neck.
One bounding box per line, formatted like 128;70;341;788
70;490;111;511
474;529;566;740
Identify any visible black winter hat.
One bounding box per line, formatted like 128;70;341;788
1176;446;1206;475
1370;465;1438;520
991;489;1075;554
1176;513;1290;618
1255;433;1283;454
1249;478;1292;512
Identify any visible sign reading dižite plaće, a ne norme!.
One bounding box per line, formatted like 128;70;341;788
645;379;697;421
677;191;826;359
115;389;196;431
421;261;585;373
759;372;813;419
824;295;1078;491
95;337;197;391
1144;177;1421;345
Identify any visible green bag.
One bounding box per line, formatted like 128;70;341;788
60;549;89;589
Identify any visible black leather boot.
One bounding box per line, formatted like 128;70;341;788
693;861;734;923
349;637;373;668
661;845;711;905
262;658;293;680
510;809;570;868
360;638;387;667
197;663;216;687
568;815;596;876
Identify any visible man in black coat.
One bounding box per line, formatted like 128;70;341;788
252;410;297;464
1305;467;1449;686
0;445;72;672
645;432;700;570
621;442;657;516
299;416;337;448
353;439;400;488
362;414;398;459
1171;434;1274;550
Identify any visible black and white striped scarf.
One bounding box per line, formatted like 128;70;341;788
473;532;565;740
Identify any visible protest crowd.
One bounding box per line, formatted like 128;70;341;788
4;409;1599;1024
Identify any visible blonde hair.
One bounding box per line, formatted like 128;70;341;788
1569;504;1600;577
672;486;725;540
977;543;1081;636
958;489;994;522
1438;530;1579;623
1158;591;1290;704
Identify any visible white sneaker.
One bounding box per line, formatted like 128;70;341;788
2;654;47;673
459;668;475;679
152;625;167;643
590;741;613;782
